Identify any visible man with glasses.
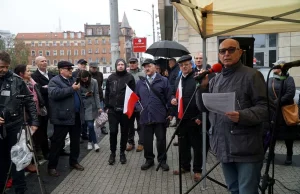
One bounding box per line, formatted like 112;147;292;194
200;39;268;194
125;57;145;152
47;61;85;177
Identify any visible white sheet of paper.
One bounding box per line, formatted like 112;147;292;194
202;92;236;115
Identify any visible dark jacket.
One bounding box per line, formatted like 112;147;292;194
48;75;84;125
0;71;39;129
172;71;201;121
104;72;135;110
31;69;56;109
168;64;180;89
90;71;104;101
208;61;268;163
136;73;169;125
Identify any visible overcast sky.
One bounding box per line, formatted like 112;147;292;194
1;0;159;57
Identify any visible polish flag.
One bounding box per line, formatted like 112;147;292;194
176;78;183;119
123;84;140;119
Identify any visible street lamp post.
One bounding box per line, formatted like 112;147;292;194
133;4;155;44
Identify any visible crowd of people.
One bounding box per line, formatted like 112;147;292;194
0;38;299;194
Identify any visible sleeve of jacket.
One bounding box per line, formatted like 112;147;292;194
281;76;296;106
170;77;180;116
238;71;268;126
128;75;136;91
104;78;111;109
31;73;48;96
99;72;104;100
93;80;101;109
135;81;142;112
21;81;39;126
48;79;74;101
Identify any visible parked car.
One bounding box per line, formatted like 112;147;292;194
254;66;299;103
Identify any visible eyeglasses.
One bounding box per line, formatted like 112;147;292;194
219;47;240;55
61;67;73;71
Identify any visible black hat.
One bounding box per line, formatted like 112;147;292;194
177;55;192;64
78;59;87;65
57;61;74;68
142;59;156;66
128;57;138;63
89;62;99;68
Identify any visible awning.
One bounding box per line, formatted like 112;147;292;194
172;0;300;38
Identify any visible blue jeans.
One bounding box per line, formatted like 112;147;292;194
221;162;263;194
86;120;97;144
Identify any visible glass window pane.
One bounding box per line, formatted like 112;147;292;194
253;34;266;48
269;50;277;67
254;52;264;66
269;34;277;47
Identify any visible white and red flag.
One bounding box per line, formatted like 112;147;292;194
123;84;140;119
175;78;183;119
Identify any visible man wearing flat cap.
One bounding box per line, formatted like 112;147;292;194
47;61;85;177
135;58;170;171
89;62;107;134
170;55;204;181
125;57;145;152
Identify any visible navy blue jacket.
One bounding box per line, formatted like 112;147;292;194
136;73;169;125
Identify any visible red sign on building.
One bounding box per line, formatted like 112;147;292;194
132;37;147;53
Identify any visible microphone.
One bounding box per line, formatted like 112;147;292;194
194;63;223;81
273;60;300;70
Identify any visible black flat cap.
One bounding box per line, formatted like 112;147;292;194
142;58;156;66
177;55;192;64
78;59;87;65
58;61;74;68
129;57;138;63
89;62;99;68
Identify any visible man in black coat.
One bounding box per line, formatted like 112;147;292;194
170;55;203;182
31;56;56;159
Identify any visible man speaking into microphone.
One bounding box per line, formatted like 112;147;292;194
200;39;268;194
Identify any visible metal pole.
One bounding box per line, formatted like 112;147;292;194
109;0;120;71
201;13;207;190
152;4;155;43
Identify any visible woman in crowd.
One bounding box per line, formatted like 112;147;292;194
268;61;296;165
78;70;101;152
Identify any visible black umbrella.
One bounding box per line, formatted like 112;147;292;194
146;40;190;58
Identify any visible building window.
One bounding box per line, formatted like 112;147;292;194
31;41;35;47
60;50;64;56
67;41;70;46
32;60;35;66
53;50;57;56
88;39;92;44
46;41;49;46
81;41;85;46
77;32;81;38
31;50;35;56
70;32;74;39
47;60;50;65
38;41;42;46
74;41;78;46
39;50;43;56
102;48;106;54
64;32;67;39
69;59;72;63
81;49;86;55
102;57;106;63
89;58;92;62
95;48;99;54
74;50;78;56
127;29;130;36
96;28;102;35
53;60;58;66
88;49;92;54
74;60;78;64
95;58;99;63
87;29;92;35
46;50;50;56
53;41;57;46
67;50;71;56
60;41;64;46
102;38;106;44
95;39;99;44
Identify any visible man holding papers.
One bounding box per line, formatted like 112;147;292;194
200;39;268;194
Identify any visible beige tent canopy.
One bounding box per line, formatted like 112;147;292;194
172;0;300;38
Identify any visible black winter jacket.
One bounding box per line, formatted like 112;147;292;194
0;71;39;129
90;71;104;101
104;72;135;110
